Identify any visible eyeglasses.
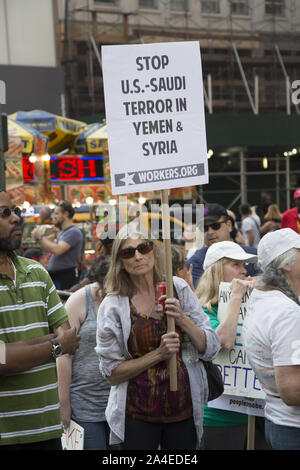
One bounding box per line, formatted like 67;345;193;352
203;220;228;232
119;241;154;259
0;207;21;218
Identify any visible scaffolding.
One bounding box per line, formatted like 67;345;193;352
58;0;300;211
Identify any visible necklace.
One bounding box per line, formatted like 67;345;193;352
147;301;156;318
7;257;15;278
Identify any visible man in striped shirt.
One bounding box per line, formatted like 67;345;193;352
0;191;80;450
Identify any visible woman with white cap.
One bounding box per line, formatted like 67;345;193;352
244;228;300;450
196;241;257;450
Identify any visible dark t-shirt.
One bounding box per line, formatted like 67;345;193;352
48;225;83;272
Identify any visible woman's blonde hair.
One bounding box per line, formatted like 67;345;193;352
264;204;282;221
196;258;228;312
104;221;164;297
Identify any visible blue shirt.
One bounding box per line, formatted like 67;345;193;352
48;225;83;272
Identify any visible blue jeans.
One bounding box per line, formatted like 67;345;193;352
76;420;109;450
265;418;300;450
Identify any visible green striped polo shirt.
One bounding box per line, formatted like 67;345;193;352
0;253;68;446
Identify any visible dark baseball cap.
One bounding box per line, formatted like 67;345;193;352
204;203;228;222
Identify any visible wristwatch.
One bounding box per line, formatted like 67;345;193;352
37;234;43;242
49;339;64;359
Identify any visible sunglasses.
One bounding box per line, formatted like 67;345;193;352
0;207;22;218
119;241;154;259
203;220;227;232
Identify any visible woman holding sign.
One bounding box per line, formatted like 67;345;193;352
244;228;300;450
196;241;256;450
95;222;220;450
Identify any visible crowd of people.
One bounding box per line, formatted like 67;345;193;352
0;187;300;451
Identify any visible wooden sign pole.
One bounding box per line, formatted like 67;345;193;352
247;415;255;450
161;189;177;391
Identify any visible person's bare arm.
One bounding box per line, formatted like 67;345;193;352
275;365;300;406
260;221;273;235
0;324;79;376
246;230;254;247
39;238;71;256
164;297;207;353
0;340;54;376
216;279;250;350
31;227;70;256
57;354;73;428
57;289;86;428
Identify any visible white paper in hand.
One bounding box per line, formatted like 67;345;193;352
61;420;84;450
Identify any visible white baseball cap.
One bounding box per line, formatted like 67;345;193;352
203;241;258;270
257;228;300;270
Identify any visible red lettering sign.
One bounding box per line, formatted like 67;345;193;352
78;159;96;179
56;159;78;180
22;155;103;181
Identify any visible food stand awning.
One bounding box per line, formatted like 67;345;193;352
7;117;48;154
9;110;86;153
72;122;107;154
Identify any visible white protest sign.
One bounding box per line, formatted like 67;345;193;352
61;420;84;450
102;41;208;195
208;394;265;417
213;282;266;399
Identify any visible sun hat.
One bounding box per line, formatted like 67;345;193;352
203;241;258;270
257;228;300;270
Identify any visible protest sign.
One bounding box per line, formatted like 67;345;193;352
61;420;84;450
102;41;208;391
102;41;208;195
211;283;267;450
214;282;266;400
208;393;265;417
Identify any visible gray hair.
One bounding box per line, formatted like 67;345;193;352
256;247;300;305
